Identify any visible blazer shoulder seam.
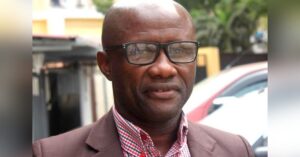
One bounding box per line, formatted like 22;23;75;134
237;135;253;157
33;140;43;157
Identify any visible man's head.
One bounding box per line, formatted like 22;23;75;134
97;0;197;124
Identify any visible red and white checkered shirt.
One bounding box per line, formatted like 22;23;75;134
112;106;191;157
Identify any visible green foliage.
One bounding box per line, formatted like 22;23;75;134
92;0;113;14
176;0;267;53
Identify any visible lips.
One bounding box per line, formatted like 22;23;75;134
142;84;180;99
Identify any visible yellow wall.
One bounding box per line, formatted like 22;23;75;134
197;47;220;77
32;20;48;35
65;19;103;36
32;0;104;38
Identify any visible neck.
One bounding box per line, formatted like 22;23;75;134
114;106;183;155
138;113;181;135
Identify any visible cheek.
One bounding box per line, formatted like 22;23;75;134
125;68;146;93
181;64;196;86
178;64;196;99
111;63;145;95
110;55;134;85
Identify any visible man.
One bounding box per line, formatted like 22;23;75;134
33;0;255;157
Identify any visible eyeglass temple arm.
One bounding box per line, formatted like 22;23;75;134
103;45;125;51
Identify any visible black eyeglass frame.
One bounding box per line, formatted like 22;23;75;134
104;41;200;65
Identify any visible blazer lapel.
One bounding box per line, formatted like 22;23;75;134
187;122;216;157
85;109;123;157
85;112;217;157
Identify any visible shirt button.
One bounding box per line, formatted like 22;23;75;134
140;152;146;157
141;133;148;141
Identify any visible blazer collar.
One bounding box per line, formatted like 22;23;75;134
187;121;216;157
85;109;123;157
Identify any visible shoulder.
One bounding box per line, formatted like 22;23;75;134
33;124;95;157
32;110;115;157
188;121;255;157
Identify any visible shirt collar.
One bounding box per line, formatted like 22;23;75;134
112;106;189;155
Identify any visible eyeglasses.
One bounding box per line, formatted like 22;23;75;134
104;41;199;65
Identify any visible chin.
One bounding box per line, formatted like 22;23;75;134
143;104;183;122
137;94;185;121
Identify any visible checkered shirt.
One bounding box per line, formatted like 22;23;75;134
112;106;191;157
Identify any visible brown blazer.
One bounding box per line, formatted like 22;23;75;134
33;110;254;157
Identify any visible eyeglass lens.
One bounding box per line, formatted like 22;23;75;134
126;42;197;64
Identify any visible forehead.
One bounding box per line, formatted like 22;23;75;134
123;10;187;32
103;1;195;45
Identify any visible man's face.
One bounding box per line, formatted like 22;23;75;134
105;8;196;123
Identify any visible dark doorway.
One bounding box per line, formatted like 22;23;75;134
47;68;81;136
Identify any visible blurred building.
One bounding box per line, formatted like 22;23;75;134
32;0;114;141
32;0;103;41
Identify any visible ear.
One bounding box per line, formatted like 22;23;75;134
97;52;112;81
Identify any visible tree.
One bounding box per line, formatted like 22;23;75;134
176;0;267;53
92;0;113;14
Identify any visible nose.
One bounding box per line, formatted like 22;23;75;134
147;50;177;79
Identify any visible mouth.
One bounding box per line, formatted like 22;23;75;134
143;84;180;100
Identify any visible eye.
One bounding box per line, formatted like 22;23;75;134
127;44;137;56
172;48;184;54
169;46;185;56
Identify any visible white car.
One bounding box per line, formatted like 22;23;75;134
199;88;267;155
183;61;267;122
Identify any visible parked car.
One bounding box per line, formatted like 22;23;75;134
199;88;268;157
183;61;267;121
